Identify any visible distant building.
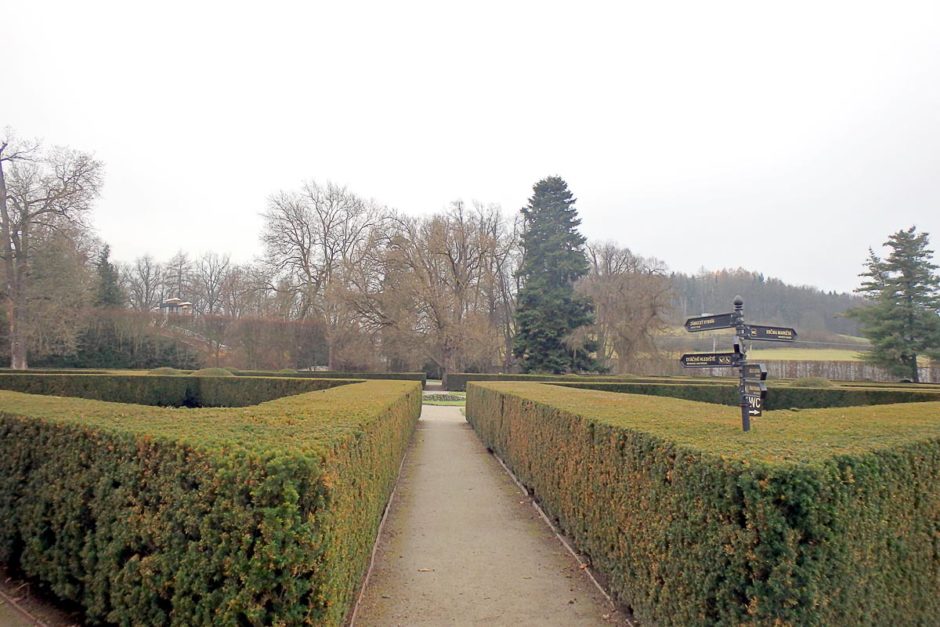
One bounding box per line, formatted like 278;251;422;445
160;297;194;316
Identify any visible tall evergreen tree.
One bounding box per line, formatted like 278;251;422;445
513;176;598;373
847;226;940;382
95;244;125;308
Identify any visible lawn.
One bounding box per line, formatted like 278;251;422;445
422;392;466;406
747;347;866;361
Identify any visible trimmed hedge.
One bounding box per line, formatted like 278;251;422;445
0;368;111;375
191;367;235;377
441;372;725;392
444;371;940;396
235;370;428;387
835;380;940;390
466;382;940;625
0;368;428;387
0;373;354;407
551;381;940;409
0;380;422;625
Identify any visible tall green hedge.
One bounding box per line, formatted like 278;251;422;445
551;381;940;409
466;382;940;625
0;373;354;407
0;380;422;625
235;370;427;387
441;372;722;391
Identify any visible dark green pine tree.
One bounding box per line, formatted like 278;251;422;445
513;176;599;373
95;244;125;308
847;226;940;382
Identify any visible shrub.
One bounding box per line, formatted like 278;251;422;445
191;367;235;377
149;366;183;375
440;372;689;392
790;376;834;388
0;380;422;625
550;381;940;409
466;382;940;626
0;373;355;407
235;370;428;388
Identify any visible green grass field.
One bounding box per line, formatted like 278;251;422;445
748;347;933;366
748;347;866;361
422;392;466;406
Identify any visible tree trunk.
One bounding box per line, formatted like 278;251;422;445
8;282;28;369
3;233;29;370
911;354;920;383
0;163;24;369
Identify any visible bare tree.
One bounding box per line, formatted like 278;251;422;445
125;255;164;312
193;251;230;315
24;220;96;362
382;202;514;375
219;263;265;318
164;250;193;300
261;180;383;368
0;132;102;368
577;242;673;373
475;202;520;370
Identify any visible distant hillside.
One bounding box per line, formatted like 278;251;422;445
669;269;862;337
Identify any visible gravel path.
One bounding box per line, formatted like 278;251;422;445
354;404;627;626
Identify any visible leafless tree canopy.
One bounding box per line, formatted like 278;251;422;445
577;242;673;374
0;128;678;373
0;132;103;368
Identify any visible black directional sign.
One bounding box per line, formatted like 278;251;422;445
744;395;763;416
681;296;795;431
743;380;768;400
680;352;740;368
684;313;736;333
743;363;768;380
744;325;797;342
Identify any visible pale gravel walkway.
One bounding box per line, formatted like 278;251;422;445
354;405;627;626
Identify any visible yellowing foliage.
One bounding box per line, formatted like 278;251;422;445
467;382;940;625
0;379;421;625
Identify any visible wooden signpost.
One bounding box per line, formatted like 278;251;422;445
681;296;797;432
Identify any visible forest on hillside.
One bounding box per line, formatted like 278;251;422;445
668;269;862;336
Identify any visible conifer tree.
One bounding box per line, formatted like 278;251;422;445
848;226;940;382
513;176;598;373
95;245;125;308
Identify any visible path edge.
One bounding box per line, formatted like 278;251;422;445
488;447;637;627
0;584;49;627
346;440;412;626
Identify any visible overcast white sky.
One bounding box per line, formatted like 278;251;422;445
4;1;939;293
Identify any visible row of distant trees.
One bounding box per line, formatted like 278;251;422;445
112;181;672;375
0;131;673;373
4;130;935;378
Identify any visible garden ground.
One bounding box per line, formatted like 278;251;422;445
354;404;628;625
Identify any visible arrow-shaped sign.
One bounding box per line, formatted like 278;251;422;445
743;363;768;380
743;380;768;400
684;313;736;332
680;352;740;368
744;325;798;342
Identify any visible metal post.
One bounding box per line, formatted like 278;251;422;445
733;296;749;432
